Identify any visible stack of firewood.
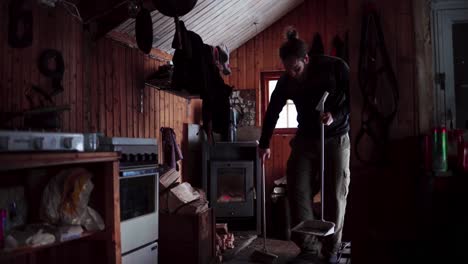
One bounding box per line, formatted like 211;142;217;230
159;167;208;215
214;223;235;262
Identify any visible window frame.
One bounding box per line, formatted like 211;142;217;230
260;71;298;135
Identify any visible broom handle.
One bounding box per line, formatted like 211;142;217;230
262;157;267;252
321;115;325;222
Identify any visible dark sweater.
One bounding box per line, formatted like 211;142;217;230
259;55;350;149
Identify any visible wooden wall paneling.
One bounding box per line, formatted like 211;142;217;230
11;27;20;128
245;40;255;89
238;44;247;90
154;88;160;143
164;90;170;131
263;27;273;71
137;53;145;138
160;88;166;130
62;8;72;132
274;16;286;70
30;3;41;114
112;44;120;137
228;49;237;89
170;93;174;132
156;90;162;161
317;0;327;46
254;34;263;125
117;44;125;137
125;47;132;137
177;98;182;140
97;40;106;133
105;39;114;137
326;0;338;54
0;1;5;115
149;83;155;139
19;24;29;127
90;39;99;132
296;1;308;45
143;57;149;139
131;48;138;138
72;16;80;132
3;4;11;126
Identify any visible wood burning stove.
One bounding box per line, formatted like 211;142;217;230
210;161;254;217
202;141;261;233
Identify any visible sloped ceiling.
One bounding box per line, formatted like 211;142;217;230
114;0;304;55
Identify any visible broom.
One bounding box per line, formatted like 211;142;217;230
250;158;278;263
291;91;336;237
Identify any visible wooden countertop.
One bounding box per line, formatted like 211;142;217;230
0;152;120;171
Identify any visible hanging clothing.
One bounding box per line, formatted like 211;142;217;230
160;127;183;171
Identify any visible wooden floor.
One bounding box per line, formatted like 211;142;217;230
223;232;351;264
224;237;299;264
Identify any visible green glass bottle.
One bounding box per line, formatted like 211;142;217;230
433;127;448;172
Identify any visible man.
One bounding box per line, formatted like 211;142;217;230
258;29;350;264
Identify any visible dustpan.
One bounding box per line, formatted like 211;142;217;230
291;91;336;237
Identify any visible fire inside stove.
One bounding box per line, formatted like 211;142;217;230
216;167;246;203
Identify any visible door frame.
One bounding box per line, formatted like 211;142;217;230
431;1;468;127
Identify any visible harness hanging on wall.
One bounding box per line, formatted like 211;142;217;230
38;49;65;95
8;0;33;49
355;3;399;166
135;7;153;54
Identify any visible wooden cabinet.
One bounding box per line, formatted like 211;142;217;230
0;152;121;264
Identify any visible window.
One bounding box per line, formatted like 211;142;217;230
261;72;297;134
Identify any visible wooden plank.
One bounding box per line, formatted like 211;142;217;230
0;1;6;114
254;34;264;126
90;37;99;132
112;43;122;137
104;161;121;264
230;50;238;89
98;39;106;133
263;27;273;71
154;88;160;140
0;152;119;171
75;18;84;132
11;38;20;128
105;39;114;136
149;86;155;138
124;47;132;137
144;67;150;139
246;39;255;89
137;53;145;138
159;84;166;129
65;7;74;132
132;48;138;137
170;93;174;130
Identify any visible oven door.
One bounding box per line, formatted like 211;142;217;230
120;165;159;254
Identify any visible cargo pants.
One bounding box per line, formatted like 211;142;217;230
287;133;350;258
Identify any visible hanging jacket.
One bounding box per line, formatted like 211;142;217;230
171;20;232;140
160;127;183;171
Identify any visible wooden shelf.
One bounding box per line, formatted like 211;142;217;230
145;82;200;99
0;152;121;264
0;231;103;258
0;152;120;171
